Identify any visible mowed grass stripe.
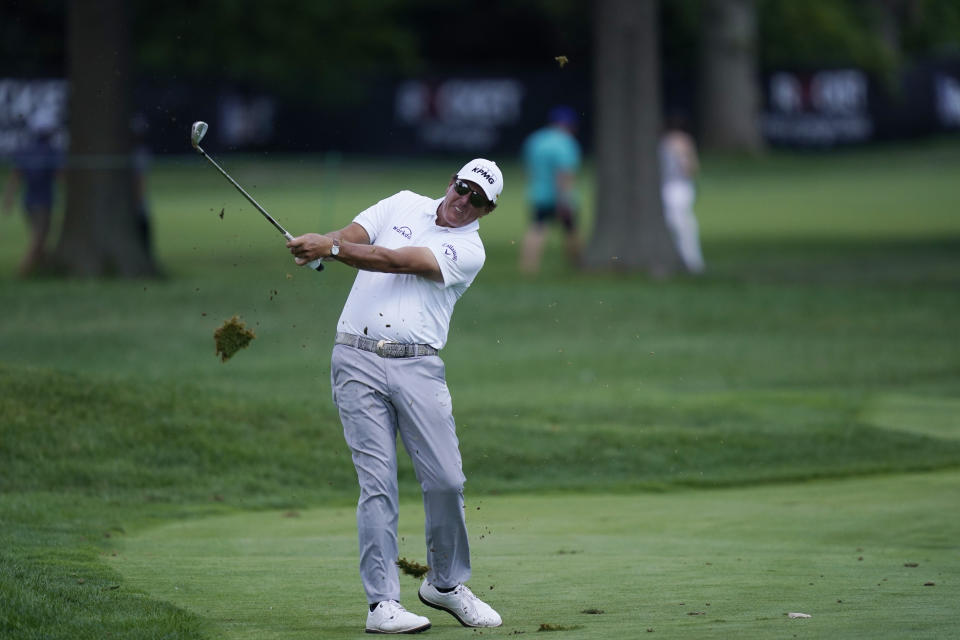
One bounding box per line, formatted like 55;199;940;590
110;471;960;640
4;364;959;500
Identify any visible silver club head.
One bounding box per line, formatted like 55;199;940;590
190;121;209;150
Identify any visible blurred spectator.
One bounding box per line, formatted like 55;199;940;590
659;114;705;274
131;114;155;259
520;105;582;274
2;109;64;276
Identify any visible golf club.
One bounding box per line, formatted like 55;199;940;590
190;121;323;272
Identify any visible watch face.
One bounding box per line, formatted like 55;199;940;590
331;242;340;256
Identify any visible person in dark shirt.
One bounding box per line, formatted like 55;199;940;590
2;112;64;276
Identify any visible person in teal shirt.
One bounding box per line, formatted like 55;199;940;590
519;105;582;274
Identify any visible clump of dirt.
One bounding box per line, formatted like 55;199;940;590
538;623;582;632
396;557;429;579
214;316;256;362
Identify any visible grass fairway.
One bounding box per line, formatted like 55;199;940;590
111;471;960;639
1;138;959;638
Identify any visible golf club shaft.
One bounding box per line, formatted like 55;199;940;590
199;149;323;272
199;150;288;235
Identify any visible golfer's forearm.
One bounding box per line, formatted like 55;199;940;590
325;222;369;245
335;243;442;281
336;243;409;272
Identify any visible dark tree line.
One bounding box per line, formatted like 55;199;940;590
7;1;958;101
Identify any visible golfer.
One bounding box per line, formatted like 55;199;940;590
287;159;504;634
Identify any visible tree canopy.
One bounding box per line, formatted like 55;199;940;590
4;0;959;103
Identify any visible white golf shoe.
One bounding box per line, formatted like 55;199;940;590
365;600;431;634
418;580;502;628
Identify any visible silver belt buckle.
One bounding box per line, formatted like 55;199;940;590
375;339;391;357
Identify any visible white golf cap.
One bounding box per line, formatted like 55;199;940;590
456;158;504;205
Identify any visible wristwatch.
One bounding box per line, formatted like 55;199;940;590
330;238;341;258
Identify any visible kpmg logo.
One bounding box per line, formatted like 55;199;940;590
392;225;412;239
442;243;458;262
471;166;496;184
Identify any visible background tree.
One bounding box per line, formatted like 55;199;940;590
698;0;764;153
132;0;420;108
758;1;891;76
585;0;683;276
54;0;158;277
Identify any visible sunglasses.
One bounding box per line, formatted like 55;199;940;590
453;179;492;208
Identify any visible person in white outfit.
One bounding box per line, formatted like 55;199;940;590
286;159;504;634
659;116;705;274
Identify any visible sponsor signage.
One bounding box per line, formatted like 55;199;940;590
0;78;68;154
762;59;960;147
394;78;526;151
762;69;873;146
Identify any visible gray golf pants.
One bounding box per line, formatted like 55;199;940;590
331;344;471;604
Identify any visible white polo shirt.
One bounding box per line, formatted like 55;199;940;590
336;190;485;349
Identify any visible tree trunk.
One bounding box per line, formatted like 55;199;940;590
54;0;158;277
585;0;681;276
698;0;763;153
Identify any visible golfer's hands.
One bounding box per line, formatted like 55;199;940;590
287;233;332;265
